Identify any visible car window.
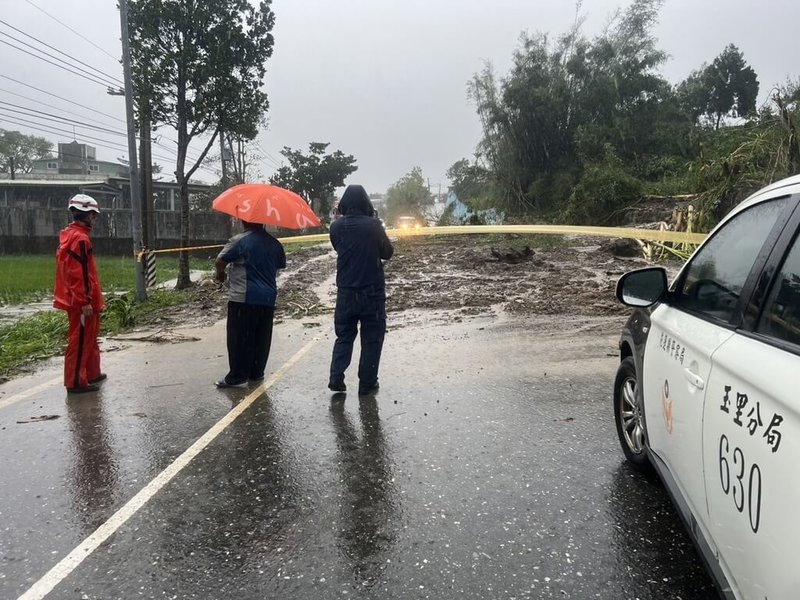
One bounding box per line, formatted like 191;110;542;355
757;231;800;345
675;197;790;322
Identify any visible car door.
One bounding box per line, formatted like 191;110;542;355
642;196;794;554
702;210;800;600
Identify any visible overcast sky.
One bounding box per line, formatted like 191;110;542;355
1;0;797;195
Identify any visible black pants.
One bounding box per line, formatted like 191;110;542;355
329;286;386;392
225;301;275;384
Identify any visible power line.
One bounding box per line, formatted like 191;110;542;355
0;117;219;182
0;101;206;167
0;93;209;166
0;101;129;138
0;86;124;129
0;112;218;177
1;112;133;150
254;142;283;169
0;74;126;123
256;140;284;166
0;79;206;165
0;113;135;157
0;108;207;168
0;19;123;87
12;2;221;179
23;0;118;62
0;38;114;88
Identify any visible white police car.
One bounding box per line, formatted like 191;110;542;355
614;174;800;600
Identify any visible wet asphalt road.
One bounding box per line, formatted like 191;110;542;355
0;313;717;599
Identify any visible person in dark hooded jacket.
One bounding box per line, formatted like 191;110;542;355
328;184;394;395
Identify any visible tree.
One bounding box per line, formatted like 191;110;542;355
773;79;800;175
469;0;671;216
705;44;759;129
678;45;759;130
677;67;712;124
446;158;490;203
224;134;264;185
385;167;431;224
129;0;275;288
269;142;357;221
0;130;52;178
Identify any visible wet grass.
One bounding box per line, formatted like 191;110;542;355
0;310;67;380
0;255;214;305
0;243;322;381
0;288;196;380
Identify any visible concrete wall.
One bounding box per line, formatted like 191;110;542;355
0;207;232;255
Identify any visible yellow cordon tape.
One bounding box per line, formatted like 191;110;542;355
383;224;707;244
135;225;706;261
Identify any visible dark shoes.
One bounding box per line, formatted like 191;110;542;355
66;383;100;394
329;378;379;395
358;381;380;396
328;379;347;392
67;373;106;393
215;378;247;389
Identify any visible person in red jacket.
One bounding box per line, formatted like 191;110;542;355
53;194;106;393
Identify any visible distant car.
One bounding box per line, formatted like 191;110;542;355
613;174;800;600
395;215;420;229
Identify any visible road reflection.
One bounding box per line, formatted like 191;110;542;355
329;397;399;588
607;463;716;599
66;395;120;534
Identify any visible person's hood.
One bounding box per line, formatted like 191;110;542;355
338;184;375;216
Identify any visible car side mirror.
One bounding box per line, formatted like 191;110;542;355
616;267;669;307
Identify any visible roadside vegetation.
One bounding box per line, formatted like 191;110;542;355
0;289;197;381
385;0;800;233
0;254;212;380
0;245;313;381
0;255;214;305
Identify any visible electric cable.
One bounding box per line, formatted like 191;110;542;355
0;101;130;137
0;39;114;88
0;79;209;162
0;112;221;178
0;74;126;123
0;19;123;87
0;86;124;128
23;0;119;62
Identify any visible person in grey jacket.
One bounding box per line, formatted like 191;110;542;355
215;221;286;388
328;184;394;395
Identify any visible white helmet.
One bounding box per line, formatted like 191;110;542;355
68;194;100;213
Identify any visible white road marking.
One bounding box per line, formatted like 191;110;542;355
16;338;318;600
0;377;62;410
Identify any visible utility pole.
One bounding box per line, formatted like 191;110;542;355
118;0;146;300
218;125;233;237
219;125;228;188
139;95;154;247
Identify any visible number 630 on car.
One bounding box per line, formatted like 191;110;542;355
613;173;800;600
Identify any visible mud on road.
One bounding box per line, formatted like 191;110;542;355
143;233;654;332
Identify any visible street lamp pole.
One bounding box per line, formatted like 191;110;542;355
118;0;147;300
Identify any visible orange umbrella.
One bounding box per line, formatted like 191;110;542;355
212;184;321;229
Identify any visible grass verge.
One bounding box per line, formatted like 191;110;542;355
0;288;196;381
0;255;214;305
0;311;68;381
0;243;319;381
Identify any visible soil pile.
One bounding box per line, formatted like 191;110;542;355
138;233;656;331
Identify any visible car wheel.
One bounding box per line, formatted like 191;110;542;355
613;356;652;472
